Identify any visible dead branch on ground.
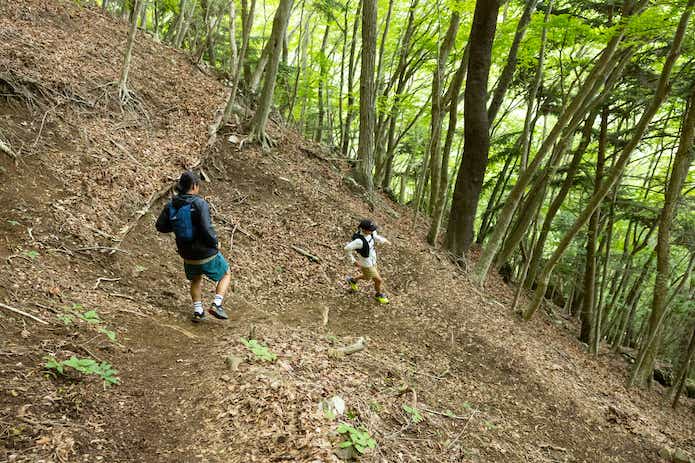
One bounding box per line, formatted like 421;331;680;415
0;302;49;325
328;337;366;359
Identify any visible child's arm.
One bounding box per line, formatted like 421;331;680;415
374;232;391;245
344;239;362;265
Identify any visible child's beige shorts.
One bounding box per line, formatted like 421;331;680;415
361;265;380;279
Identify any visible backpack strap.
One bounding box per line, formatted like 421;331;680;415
352;232;371;258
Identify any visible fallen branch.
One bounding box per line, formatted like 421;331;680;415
94;277;121;289
0;302;49;325
446;408;478;449
291;245;320;263
0;138;17;160
74;246;131;255
118;182;176;242
217;216;256;240
328;337;366;359
105;292;137;302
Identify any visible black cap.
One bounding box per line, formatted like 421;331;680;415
175;170;200;194
358;219;378;232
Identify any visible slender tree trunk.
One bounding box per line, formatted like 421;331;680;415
249;0;294;148
629;79;695;387
315;24;331;142
117;0;145;104
525;2;693;320
672;324;695;408
353;0;377;190
444;0;500;257
341;0;362;157
228;0;238;75
425;12;461;217
487;0;539;125
581;107;607;351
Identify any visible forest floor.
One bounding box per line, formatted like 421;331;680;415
1;1;694;462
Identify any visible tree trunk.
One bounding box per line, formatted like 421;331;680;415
671;324;695;408
315;24;331;142
444;0;500;257
341;0;362;157
249;0;294;148
487;0;539;125
629;79;695;387
581;107;607;351
353;0;377;190
427;40;469;245
424;12;460;218
117;0;145;104
524;2;693;321
228;0;238;75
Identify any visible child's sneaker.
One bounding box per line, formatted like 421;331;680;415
375;293;389;304
191;311;206;323
208;303;229;320
346;277;358;292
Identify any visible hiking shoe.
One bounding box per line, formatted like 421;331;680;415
346;277;358;292
208;303;229;320
375;293;389;304
191;311;206;323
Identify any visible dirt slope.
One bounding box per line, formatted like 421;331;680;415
1;1;694;462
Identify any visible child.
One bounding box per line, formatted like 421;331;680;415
345;219;391;304
155;171;231;322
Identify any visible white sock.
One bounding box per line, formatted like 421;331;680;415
193;301;203;314
213;294;224;307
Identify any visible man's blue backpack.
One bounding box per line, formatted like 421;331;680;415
168;203;194;241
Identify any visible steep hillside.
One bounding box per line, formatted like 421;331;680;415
1;2;694;462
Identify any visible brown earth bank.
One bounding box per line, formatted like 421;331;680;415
1;1;694;462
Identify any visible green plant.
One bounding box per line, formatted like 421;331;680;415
240;338;277;362
43;355;120;387
7;220;19;226
77;310;102;324
23;250;39;259
57;314;74;325
99;327;117;342
402;404;423;424
336;423;376;455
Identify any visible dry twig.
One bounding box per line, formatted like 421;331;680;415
0;302;49;325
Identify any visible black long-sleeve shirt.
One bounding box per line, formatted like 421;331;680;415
155;194;219;260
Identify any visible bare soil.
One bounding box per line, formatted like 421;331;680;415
1;1;694;462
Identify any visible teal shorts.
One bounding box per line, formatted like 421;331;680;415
184;253;230;282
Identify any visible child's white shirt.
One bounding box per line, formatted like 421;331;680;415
344;231;388;268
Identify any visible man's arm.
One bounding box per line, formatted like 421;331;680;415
155;204;172;233
195;198;219;248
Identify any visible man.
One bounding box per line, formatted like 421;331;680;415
345;219;391;304
156;171;230;322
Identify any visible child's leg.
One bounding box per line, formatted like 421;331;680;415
215;270;231;299
190;275;203;302
373;275;383;294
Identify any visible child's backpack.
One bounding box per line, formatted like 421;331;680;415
168;202;194;241
352;232;372;258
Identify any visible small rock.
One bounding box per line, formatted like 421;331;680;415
334;446;356;461
225;355;243;371
220;375;231;383
673;449;691;463
660;447;674;459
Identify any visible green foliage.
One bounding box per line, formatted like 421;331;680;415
336;423;377;454
99;327;118;342
240;338;277;362
43;355;120;387
402;404;423;423
23;250;39;259
7;220;19;226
